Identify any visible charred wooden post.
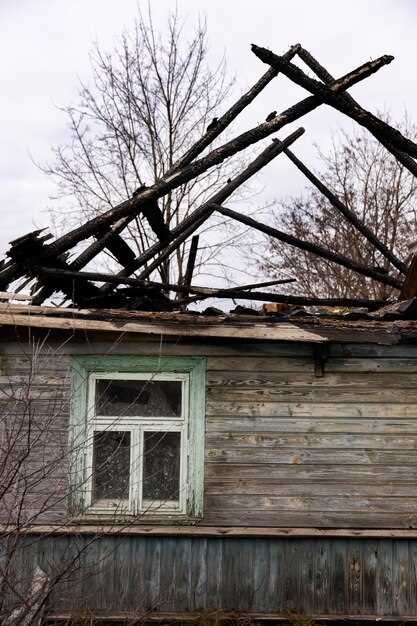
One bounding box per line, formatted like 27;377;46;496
95;227;137;269
180;235;199;299
400;254;417;299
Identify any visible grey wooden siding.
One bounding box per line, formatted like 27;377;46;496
5;534;417;620
2;337;417;527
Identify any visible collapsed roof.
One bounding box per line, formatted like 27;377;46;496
1;43;417;317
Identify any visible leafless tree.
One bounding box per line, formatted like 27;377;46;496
259;115;417;300
43;5;249;288
0;334;185;623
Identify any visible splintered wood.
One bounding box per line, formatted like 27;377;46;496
1;41;415;315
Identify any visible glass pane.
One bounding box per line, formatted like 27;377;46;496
92;431;131;505
142;431;181;504
95;379;182;417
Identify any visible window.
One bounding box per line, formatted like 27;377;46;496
70;357;206;519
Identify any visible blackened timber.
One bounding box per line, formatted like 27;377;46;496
202;277;296;294
96;228;137;269
39;55;390;263
400;254;417;299
295;45;417;185
35;48;302;305
181;235;199;297
31;216;135;305
6;234;100;306
132;187;170;243
282;146;407;274
252;44;417;160
183;278;296;305
27;266;385;308
135;129;305;283
103;129;304;289
215;204;402;289
170;44;301;173
0;264;24;291
138;215;207;282
183;290;386;308
33;266;292;298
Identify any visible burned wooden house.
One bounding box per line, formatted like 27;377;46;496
3;42;417;623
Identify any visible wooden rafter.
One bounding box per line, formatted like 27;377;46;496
1;40;415;315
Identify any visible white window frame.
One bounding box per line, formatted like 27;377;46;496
85;372;189;516
70;356;206;521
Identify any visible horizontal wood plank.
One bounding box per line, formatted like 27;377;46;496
208;371;417;389
205;480;417;497
207;418;417;434
202;509;417;528
206;463;417;482
206;447;417;465
0;312;327;342
205;494;417;513
207;401;417;418
208;386;417;403
207;431;417;449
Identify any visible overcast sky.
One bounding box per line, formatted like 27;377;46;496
1;0;416;259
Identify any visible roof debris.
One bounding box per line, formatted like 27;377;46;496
0;43;416;320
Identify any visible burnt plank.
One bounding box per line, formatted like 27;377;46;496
401;254;417;299
99;230;137;269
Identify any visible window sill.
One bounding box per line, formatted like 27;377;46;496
71;513;202;526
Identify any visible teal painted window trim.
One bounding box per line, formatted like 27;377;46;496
70;355;206;520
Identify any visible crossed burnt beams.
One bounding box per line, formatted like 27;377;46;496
1;43;416;314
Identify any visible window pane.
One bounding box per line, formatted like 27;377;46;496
142;431;181;503
95;379;182;417
92;431;131;505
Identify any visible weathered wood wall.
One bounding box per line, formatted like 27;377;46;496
5;534;417;620
1;333;417;528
